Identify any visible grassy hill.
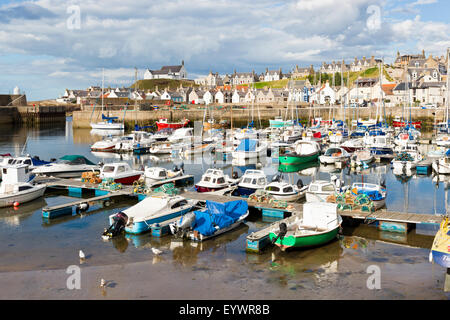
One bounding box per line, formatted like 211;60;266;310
131;79;198;91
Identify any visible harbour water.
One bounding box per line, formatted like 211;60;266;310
0;118;448;299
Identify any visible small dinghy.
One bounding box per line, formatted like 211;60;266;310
0;164;46;208
169;200;249;241
278;140;320;165
392;146;423;171
269;202;342;251
104;195;197;235
194;168;240;193
264;174;307;202
340;138;364;153
319;147;350;164
144;165;184;184
232;138;268;160
350;149;374;167
99;162;143;185
350;182;386;211
149;142;173;155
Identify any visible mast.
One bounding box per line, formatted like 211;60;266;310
102;68;105;116
446;48;450;132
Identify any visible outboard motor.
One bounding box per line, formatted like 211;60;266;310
297;179;304;189
272;173;282;183
170;212;195;238
102;212;128;238
271;222;287;244
180;162;185;174
232;171;239;180
173;165;179;172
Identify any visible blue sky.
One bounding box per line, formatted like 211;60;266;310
0;0;449;101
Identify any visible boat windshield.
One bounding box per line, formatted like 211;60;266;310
102;166;115;173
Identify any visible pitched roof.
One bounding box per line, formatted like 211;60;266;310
381;84;396;95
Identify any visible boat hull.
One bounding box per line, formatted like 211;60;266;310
90;122;124;130
156;121;189;131
111;174;142;185
393;121;422;129
278;153;319;165
0;185;46;208
269;226;339;250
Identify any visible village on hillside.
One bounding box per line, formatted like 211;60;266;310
57;49;449;110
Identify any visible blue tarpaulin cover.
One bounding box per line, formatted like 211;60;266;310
31;158;51;166
192;200;248;236
236;139;257;152
352;189;384;201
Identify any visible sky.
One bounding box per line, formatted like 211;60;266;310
0;0;449;101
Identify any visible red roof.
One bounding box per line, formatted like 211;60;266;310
382;84;396;95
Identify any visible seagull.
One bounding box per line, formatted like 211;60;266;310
79;250;85;260
100;279;106;287
151;247;163;255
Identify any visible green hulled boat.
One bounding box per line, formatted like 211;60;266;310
269;202;342;250
269;117;294;128
278;161;319;173
278;141;320;165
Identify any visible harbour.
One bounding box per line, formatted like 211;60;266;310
0;116;449;299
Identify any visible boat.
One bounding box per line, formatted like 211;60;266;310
99;162;143;185
104;195;197;235
392;146;423;171
269;117;294;128
156;118;190;131
90;69;125;131
340;138;364;153
427;146;447;159
350;182;386;210
280;127;303;144
114;131;155;153
149;142;173;155
32;155;100;178
90;114;124;131
0;164;47;208
329;128;349;144
393;116;422;129
278;140;321;165
236;169;267;197
350;149;374;167
144;166;184;184
319;147;350;164
231;138;268;160
269;202;342;250
432;149;450;174
264;175;307;202
364;134;394;156
169;200;249;241
394;130;419;148
203;119;228;131
436;134;450;147
429;215;450;268
168;127;194;143
182;142;214;156
90;135;132;152
305;177;347;202
194;168;240;193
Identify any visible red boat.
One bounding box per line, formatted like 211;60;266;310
156;118;190;131
99;163;143;185
393;120;422;129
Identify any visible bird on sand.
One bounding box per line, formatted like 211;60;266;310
151;247;163;255
100;279;106;288
79;250;85;259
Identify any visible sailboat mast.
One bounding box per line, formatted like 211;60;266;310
102;68;104;116
446;48;450;131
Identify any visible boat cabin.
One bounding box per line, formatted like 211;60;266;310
199;169;227;185
0;165;34;194
239;170;267;187
307;180;336;193
100;162;135;178
265;181;295;194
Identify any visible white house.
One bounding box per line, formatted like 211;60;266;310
203;90;215;105
232;90;246;103
144;61;187;80
264;68;282;82
214;89;225;104
313;82;336;105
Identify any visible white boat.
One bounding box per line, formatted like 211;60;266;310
350;149;374;167
144;166;184;184
305;177;347;203
432;150;450;174
114;131;155;153
232;139;268;160
264;177;307;202
350;182;386;210
340;138;364;153
435;134;450;147
394;130;419;149
169;200;249;241
182;142;214;156
194;168;240;193
329;129;349;144
319;147;350;164
236;169;268;197
32;155;100;178
105;195;197;235
392;146;423;171
90;135;132;152
168;128;194;143
149;142;173;155
280;127;303;144
363;134;394;157
427;146;447;159
0;164;46;208
99;162;143;185
233;128;259;140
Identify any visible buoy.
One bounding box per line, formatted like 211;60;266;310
13;202;19;207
